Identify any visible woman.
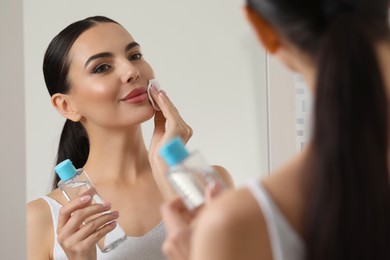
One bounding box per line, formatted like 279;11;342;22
162;0;390;259
27;16;232;260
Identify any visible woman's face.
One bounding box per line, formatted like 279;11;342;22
66;22;155;129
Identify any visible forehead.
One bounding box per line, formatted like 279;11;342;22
69;22;135;64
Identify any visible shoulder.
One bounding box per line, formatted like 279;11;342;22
212;165;235;188
199;187;263;230
27;197;54;259
191;186;272;260
27;197;53;227
261;147;309;235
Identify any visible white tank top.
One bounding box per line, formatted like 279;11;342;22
246;180;305;260
40;196;167;260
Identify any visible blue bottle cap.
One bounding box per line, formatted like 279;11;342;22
55;159;77;181
159;137;189;167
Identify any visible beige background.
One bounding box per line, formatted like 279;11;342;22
1;0;26;258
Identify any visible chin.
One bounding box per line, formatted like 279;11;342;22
122;105;156;125
140;106;156;122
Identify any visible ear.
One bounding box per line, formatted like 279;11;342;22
243;5;281;54
51;93;82;122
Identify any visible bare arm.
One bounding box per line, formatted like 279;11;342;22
27;199;53;260
213;165;235;188
160;166;234;260
190;188;272;260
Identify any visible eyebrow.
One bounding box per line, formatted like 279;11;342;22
84;41;140;68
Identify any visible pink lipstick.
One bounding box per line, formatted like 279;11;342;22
121;87;148;103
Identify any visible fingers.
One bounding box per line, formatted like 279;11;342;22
64;220;117;259
161;197;193;260
68;211;119;245
205;181;223;202
58;216;117;259
57;195;93;232
57;195;120;255
150;86;193;143
161;197;191;229
81;220;117;247
58;201;113;239
162;238;189;260
153;111;167;137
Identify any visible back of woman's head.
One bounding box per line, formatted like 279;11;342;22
246;0;389;56
43;16;119;189
247;0;390;259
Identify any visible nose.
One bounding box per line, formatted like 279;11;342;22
120;60;140;84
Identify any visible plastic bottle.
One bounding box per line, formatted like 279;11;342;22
55;159;127;253
159;137;226;211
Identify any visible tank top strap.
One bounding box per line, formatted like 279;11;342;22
245;179;305;260
40;195;68;259
245;179;284;260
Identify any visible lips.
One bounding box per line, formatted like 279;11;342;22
120;87;148;103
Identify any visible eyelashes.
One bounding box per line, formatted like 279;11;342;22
92;63;111;74
130;53;142;60
91;52;143;74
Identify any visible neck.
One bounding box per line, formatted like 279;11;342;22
298;64;316;92
83;125;151;183
276;40;317;92
376;40;390;102
375;40;390;171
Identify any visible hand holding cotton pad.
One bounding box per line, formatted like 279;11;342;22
147;79;162;111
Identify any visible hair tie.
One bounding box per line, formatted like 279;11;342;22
324;0;356;21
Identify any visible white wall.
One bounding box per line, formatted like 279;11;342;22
24;0;270;202
0;0;26;258
267;56;297;171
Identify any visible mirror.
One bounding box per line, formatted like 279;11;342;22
24;0;269;202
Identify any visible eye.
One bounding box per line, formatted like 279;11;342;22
129;52;142;60
92;64;111;74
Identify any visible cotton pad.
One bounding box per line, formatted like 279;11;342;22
147;79;161;111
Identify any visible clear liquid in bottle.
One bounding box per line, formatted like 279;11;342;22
56;160;127;252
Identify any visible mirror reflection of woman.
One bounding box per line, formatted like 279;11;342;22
27;16;233;260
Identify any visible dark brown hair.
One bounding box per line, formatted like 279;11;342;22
43;16;119;189
247;0;390;259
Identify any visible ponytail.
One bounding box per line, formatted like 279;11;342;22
304;13;390;259
42;16;118;189
52;119;89;189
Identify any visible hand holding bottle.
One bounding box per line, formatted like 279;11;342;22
161;182;224;260
55;159;127;255
159;137;227;211
56;194;119;260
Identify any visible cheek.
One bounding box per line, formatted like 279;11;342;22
72;79;119;110
89;83;117;101
140;61;155;79
69;65;119;102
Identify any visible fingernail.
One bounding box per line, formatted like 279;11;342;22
102;201;111;208
159;89;167;97
152;83;161;92
207;181;217;189
111;211;120;217
80;195;91;202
